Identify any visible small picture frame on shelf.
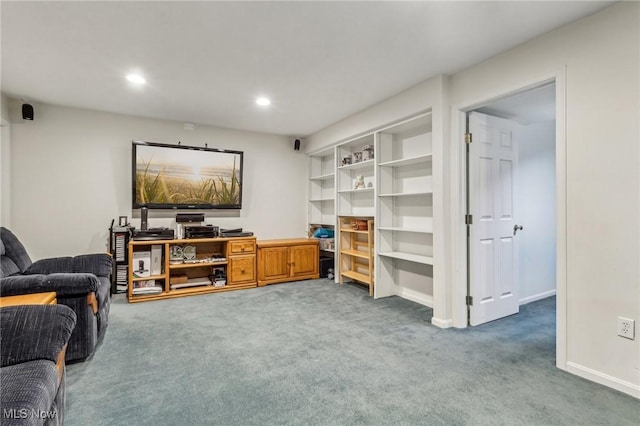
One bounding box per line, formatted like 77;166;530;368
353;151;363;163
362;144;374;161
119;216;128;226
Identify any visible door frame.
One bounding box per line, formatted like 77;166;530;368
449;68;567;370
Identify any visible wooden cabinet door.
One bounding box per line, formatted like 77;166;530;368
290;244;319;279
258;247;290;283
228;255;256;285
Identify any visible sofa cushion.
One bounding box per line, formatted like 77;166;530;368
25;257;73;275
0;227;33;274
0;360;60;426
0;305;76;368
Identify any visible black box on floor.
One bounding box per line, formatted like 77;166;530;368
319;257;333;278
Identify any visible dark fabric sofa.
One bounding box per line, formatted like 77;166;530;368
0;304;77;426
0;227;111;361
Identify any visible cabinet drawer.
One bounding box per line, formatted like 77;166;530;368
229;255;256;284
229;240;256;255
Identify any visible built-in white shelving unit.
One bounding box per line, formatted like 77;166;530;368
307;110;435;307
308;147;336;226
375;112;434;304
336;134;376;218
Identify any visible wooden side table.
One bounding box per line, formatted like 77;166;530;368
0;292;57;307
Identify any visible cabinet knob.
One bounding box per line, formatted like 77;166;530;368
241;268;245;273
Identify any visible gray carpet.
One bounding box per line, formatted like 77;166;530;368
66;279;639;425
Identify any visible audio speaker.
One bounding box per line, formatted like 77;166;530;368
22;103;34;120
294;138;301;151
176;213;205;223
140;207;148;230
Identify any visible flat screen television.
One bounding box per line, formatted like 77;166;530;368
132;141;243;209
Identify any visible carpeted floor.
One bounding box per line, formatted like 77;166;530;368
66;279;639;425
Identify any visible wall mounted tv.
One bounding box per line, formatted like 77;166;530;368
132;141;243;209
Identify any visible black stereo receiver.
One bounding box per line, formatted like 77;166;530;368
184;225;219;239
132;228;175;241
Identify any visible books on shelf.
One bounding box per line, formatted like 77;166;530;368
132;286;163;295
132;279;162;295
170;277;212;290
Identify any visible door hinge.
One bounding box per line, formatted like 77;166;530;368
465;214;473;225
465;133;472;144
466;295;473;306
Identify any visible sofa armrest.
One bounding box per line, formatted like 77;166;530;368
0;273;99;297
73;253;113;278
0;304;76;367
25;254;112;278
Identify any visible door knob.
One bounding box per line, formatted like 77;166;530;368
513;224;523;235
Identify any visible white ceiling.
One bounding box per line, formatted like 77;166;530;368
1;1;611;136
476;83;556;125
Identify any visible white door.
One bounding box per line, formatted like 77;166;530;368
468;112;521;326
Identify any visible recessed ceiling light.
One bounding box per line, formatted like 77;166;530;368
126;73;146;85
256;97;271;107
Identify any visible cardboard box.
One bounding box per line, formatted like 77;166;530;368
132;251;151;278
151;245;162;275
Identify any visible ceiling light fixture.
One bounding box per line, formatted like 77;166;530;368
126;73;146;85
256;97;271;107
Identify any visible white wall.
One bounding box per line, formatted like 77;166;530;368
306;1;639;396
448;1;639;395
7;100;307;259
1;93;10;227
517;121;556;303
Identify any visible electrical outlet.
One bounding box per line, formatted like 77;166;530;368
617;317;635;340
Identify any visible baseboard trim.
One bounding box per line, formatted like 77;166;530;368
397;287;433;308
431;317;453;328
566;361;640;399
519;289;556;305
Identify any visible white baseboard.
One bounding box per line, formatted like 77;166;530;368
431;317;453;328
566;361;640;399
519;289;556;305
397;287;433;308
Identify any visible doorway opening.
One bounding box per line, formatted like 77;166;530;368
466;82;557;328
452;72;567;369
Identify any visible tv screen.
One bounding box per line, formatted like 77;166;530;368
132;141;243;209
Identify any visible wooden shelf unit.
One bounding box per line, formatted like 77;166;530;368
339;217;374;296
257;238;319;286
127;236;257;303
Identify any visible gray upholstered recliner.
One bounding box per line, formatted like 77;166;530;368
0;304;77;426
0;227;111;362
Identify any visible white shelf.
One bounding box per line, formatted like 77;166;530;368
377;226;433;234
338;187;374;194
378;154;433;167
378;191;432;197
338;159;375;171
309;197;335;202
378;251;433;265
309;173;335;181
